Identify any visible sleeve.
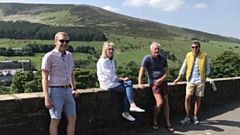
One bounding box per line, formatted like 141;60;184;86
179;57;187;75
140;55;149;68
41;54;51;71
99;59;118;82
70;53;75;68
163;57;168;68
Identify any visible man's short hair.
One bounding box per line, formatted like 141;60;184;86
54;32;69;41
191;40;201;47
150;42;161;50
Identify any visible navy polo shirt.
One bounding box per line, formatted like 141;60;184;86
140;54;168;84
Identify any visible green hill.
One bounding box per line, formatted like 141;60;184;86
0;3;239;43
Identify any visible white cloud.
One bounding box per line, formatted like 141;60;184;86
122;0;185;12
103;5;118;12
122;0;149;7
194;3;207;9
148;0;185;11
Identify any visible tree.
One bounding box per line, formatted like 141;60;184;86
10;71;42;94
67;45;74;52
210;51;240;78
0;86;10;94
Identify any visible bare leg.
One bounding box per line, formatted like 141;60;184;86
130;103;137;108
163;95;174;131
153;94;163;125
185;94;192;118
66;116;76;135
194;96;201;116
162;95;170;126
49;118;60;135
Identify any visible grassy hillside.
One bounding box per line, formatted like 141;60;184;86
0;3;239;43
0;34;239;70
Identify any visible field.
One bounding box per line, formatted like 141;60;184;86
0;34;240;70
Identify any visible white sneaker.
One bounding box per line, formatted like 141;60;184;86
130;107;145;112
193;116;200;125
179;117;190;125
122;113;135;121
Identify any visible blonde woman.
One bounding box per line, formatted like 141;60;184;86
97;42;145;121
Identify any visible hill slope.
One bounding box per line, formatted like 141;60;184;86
0;3;239;43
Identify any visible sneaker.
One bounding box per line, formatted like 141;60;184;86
122;113;135;121
130;107;145;112
179;117;190;125
193;116;200;125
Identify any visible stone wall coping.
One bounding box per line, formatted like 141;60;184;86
0;92;43;101
1;77;240;100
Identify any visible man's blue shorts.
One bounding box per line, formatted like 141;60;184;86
48;87;76;119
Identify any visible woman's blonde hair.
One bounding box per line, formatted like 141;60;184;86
100;42;114;58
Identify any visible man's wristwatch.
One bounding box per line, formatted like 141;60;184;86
73;88;77;91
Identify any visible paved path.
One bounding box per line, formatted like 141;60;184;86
121;100;240;135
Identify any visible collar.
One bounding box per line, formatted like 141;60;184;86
192;51;201;56
105;57;113;61
151;54;161;60
52;48;66;57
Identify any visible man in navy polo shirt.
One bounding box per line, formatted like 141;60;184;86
138;42;174;132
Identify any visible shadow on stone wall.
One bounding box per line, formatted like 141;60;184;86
0;77;240;135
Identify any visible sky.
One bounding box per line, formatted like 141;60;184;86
0;0;240;39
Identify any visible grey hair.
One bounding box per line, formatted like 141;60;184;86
150;42;161;50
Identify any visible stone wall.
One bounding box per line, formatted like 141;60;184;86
0;77;240;135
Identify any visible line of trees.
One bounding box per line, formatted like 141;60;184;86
0;44;101;57
0;40;176;64
0;21;108;41
0;47;34;56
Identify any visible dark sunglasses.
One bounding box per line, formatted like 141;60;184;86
108;48;114;51
59;39;70;44
191;46;199;49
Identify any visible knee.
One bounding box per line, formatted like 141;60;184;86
163;96;169;106
156;102;163;108
50;119;60;126
67;116;77;124
195;96;201;102
163;101;169;108
126;80;132;85
185;95;191;101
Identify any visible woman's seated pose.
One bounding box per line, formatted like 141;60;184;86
97;42;145;121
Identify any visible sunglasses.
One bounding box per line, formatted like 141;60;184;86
191;46;199;49
108;48;114;51
59;39;70;44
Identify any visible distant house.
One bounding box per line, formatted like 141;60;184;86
0;59;31;86
0;59;31;71
11;48;22;51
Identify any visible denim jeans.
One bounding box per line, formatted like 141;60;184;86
109;80;135;112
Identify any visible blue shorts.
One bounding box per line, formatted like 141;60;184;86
48;87;76;119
